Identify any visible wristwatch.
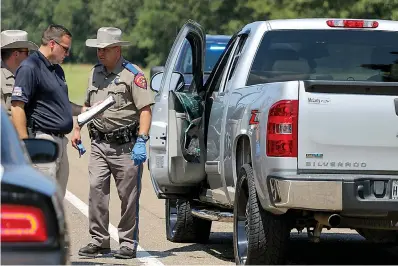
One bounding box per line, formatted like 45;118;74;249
137;134;150;141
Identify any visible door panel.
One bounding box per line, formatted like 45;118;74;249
206;35;249;192
205;40;237;162
205;37;240;189
149;20;206;199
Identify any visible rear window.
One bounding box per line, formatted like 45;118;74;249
246;30;398;86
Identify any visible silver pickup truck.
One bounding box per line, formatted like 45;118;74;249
148;18;398;265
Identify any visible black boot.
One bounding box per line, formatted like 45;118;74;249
78;243;111;257
114;246;136;259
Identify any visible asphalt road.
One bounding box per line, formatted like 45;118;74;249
64;127;398;265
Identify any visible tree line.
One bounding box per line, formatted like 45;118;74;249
2;0;397;68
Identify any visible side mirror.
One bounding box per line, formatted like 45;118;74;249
23;138;59;164
150;66;165;78
150;72;163;92
150;71;185;92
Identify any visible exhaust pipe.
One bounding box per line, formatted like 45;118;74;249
314;213;341;227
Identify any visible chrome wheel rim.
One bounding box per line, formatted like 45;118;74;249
167;199;178;238
235;176;249;264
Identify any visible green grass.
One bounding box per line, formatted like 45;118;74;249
63;63;150;103
63;64;93;103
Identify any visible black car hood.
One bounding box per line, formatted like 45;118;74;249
1;164;58;197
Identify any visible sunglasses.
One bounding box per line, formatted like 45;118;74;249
17;49;29;54
51;39;70;54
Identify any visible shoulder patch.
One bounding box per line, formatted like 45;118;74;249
134;73;147;89
12;86;22;97
122;62;139;75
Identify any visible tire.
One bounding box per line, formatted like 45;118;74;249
165;199;212;243
356;228;398;244
233;164;290;265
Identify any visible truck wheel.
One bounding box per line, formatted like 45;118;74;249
165;199;212;243
233;164;290;265
356;229;398;244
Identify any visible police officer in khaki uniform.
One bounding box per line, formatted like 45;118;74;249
72;27;154;259
1;30;38;115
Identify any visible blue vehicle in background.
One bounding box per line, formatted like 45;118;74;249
0;107;69;265
150;34;231;90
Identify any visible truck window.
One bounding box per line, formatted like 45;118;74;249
246;30;398;86
226;35;247;82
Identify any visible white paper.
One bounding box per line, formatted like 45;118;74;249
77;95;116;127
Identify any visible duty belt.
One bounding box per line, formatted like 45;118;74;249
88;122;138;144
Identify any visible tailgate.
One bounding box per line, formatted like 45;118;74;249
298;80;398;172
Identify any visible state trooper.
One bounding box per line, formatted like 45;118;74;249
72;27;154;259
1;30;38;116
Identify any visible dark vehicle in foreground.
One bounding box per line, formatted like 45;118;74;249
150;34;231;90
149;18;398;265
1;108;70;265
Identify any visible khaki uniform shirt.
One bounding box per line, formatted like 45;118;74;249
84;57;155;133
1;61;15;116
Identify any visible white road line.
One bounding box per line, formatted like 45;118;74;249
65;190;165;266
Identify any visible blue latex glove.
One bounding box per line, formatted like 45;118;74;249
131;137;147;165
77;140;86;158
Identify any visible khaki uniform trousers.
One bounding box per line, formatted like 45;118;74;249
32;131;70;198
88;138;142;250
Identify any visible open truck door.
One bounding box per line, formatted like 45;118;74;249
148;20;206;199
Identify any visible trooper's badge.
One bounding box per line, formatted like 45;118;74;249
134;73;147;89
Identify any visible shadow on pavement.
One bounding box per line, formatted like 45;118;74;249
145;231;398;265
287;232;398;265
143;232;234;261
71;261;126;266
70;251;129;265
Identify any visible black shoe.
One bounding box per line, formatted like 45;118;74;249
78;243;111;257
113;246;136;259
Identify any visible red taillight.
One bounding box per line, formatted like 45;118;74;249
266;100;298;157
1;204;48;242
326;19;379;28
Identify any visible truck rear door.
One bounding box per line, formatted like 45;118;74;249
295;25;398;172
298;80;398;172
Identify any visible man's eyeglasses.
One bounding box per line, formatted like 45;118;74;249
52;39;70;54
17;49;29;55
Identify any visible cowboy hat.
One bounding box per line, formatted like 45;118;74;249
86;27;131;48
1;30;38;50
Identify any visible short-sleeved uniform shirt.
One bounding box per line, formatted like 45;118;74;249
11;51;73;134
84;57;155;133
1;61;15;116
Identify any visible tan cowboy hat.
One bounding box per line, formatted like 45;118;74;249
86;27;131;48
1;30;38;50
